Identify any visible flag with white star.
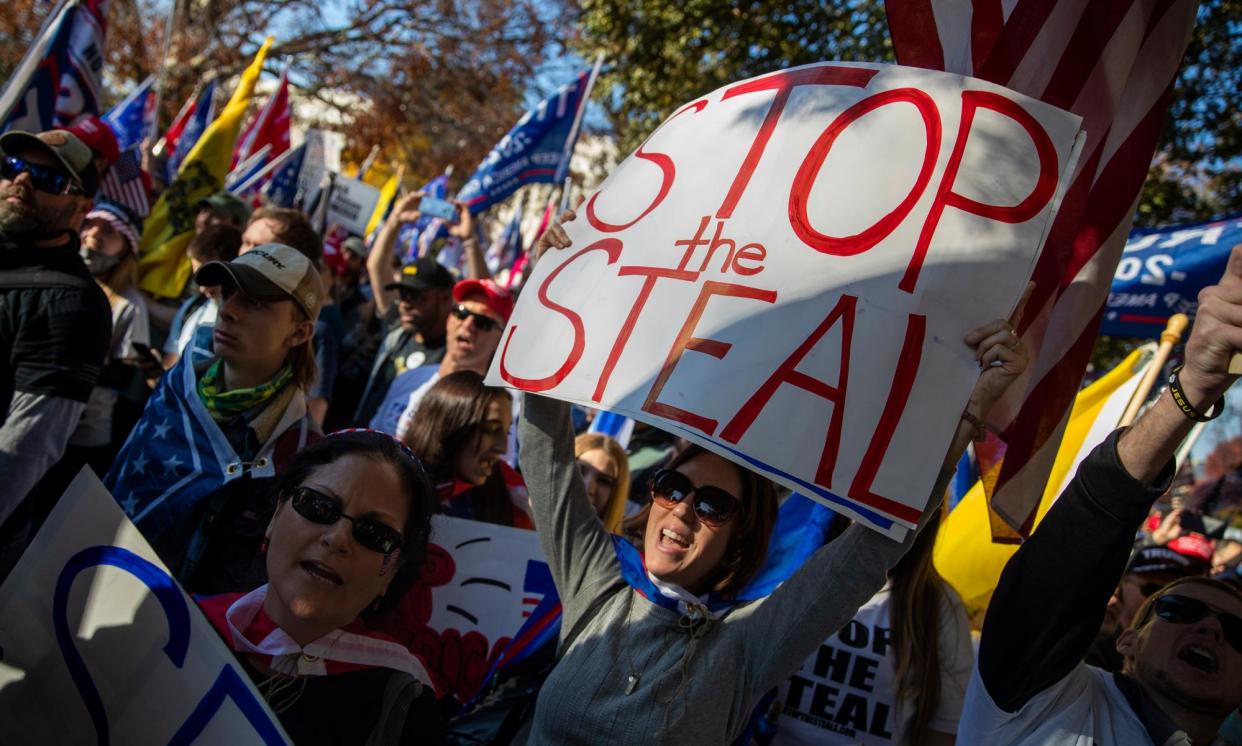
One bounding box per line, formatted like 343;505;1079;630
104;354;314;539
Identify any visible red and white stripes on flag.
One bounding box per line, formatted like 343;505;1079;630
99;145;150;219
887;0;1200;540
232;68;290;169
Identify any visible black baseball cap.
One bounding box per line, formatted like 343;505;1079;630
385;257;454;293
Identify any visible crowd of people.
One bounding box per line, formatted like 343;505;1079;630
1;120;1241;746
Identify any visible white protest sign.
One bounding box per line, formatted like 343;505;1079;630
325;175;381;235
378;515;549;702
487;62;1084;539
0;470;289;745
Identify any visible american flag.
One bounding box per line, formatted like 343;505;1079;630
887;0;1200;540
100;145;150;219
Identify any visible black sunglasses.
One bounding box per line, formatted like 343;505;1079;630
451;304;500;332
1151;594;1242;652
289;486;404;555
1;155;82;195
650;469;740;528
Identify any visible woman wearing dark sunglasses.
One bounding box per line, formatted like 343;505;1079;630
197;430;444;745
514;210;1031;744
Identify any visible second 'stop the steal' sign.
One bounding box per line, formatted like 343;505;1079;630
487;62;1084;539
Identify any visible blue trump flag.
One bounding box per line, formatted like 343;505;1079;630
103;77;154;150
0;0;79;133
1102;213;1242;338
457;70;591;215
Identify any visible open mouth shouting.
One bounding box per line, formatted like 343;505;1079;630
657;526;691;555
1176;643;1220;674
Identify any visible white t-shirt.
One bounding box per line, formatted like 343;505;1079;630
773;584;972;745
957;661;1154;746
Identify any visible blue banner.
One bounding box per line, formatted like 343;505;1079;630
0;0;78;133
457;70;589;215
103;77;153;151
1102;214;1242;338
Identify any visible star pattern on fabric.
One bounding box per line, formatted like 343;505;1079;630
121;494;139;515
153;419;172;439
131;452;149;475
162;454;182;475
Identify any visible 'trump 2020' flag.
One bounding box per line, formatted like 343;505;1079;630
0;0;104;134
887;0;1202;540
138;39;272;299
1103;213;1242;338
457;70;591;215
103;76;154;150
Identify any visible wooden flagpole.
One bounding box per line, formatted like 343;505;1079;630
1119;313;1189;427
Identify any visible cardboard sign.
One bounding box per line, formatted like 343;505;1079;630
325;175;381;236
0;470;288;744
487;62;1084;538
382;516;550;702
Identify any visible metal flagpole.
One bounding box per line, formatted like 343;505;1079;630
557;52;604;214
149;0;180;150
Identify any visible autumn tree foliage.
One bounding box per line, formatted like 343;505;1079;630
2;0;578;182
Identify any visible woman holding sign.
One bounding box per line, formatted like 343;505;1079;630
514;210;1029;744
197;430;444;744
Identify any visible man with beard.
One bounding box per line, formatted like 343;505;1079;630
961;245;1242;745
0;130;111;530
371;278;512;438
352;255;455;426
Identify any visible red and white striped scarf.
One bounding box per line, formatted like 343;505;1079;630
198;585;438;693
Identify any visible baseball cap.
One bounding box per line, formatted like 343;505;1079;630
385;257;454;293
195;243;323;321
0;129;99;197
84;200;142;254
1126;545;1209;577
62;115;119;167
341;236;369;258
197;191;253;226
453;278;515;323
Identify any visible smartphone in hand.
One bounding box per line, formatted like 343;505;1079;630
419;197;460;224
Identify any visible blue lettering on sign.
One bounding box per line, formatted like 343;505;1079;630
52;545;284;745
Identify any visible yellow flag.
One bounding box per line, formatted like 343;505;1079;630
137;38;273;298
364;169;401;239
934;344;1153;620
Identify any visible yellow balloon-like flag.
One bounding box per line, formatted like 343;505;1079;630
137;38;273;298
934;344;1154;620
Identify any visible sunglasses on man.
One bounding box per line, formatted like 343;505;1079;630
288;486;404;555
1;155;83;196
650;469;740;528
451;304;501;332
1148;593;1242;653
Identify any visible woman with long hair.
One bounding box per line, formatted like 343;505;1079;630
197;430;444;744
513;211;1029;743
768;503;971;745
577;431;631;534
403;369;531;528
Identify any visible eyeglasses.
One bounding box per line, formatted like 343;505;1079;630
0;155;82;195
650;469;740;528
289;486;404;555
1150;594;1242;652
451;304;501;332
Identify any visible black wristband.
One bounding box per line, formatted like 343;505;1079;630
1167;365;1225;422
